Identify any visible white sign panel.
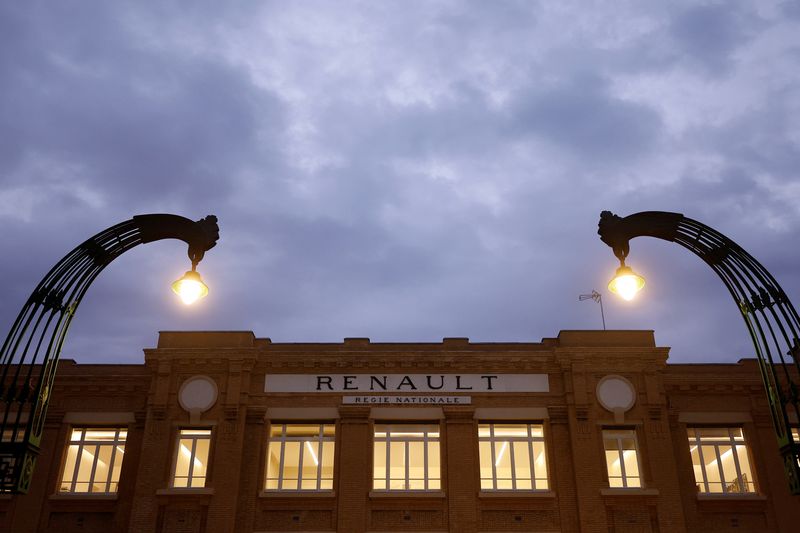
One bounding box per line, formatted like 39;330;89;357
342;396;472;405
264;374;548;393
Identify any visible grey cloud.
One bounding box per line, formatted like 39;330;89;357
669;4;754;76
509;73;663;162
1;2;799;366
784;1;800;20
0;3;285;215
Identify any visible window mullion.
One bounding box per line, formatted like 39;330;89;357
730;439;744;492
617;437;627;488
509;436;517;490
490;425;498;490
297;435;305;490
404;440;410;490
385;432;390;489
633;433;642;487
696;435;710;493
106;434;117;492
423;429;429;490
70;438;84;492
87;443;101;492
188;437;197;484
714;444;726;492
527;426;535;490
316;425;323;490
278;430;286;490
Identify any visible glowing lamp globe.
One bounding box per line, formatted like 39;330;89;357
608;265;645;301
172;270;209;305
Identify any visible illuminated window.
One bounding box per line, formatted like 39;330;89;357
1;428;24;442
265;424;335;490
59;428;127;493
688;428;755;494
171;428;212;488
373;424;440;491
478;423;548;490
603;429;641;488
1;413;27;443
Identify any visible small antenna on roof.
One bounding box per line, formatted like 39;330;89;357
579;289;606;330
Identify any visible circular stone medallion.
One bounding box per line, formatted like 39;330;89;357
178;375;218;414
596;375;636;413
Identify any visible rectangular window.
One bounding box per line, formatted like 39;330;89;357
172;428;212;488
478;423;548;490
603;429;642;488
59;427;127;493
373;424;440;491
1;413;27;443
688;427;755;494
265;423;335;490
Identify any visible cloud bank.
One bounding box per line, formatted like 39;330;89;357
1;1;799;363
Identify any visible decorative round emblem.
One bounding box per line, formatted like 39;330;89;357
178;375;218;414
596;375;636;412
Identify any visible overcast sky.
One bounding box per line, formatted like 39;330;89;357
1;1;799;364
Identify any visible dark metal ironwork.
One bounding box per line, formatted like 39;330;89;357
0;214;219;493
598;210;800;495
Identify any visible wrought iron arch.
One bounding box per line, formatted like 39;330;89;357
0;214;219;493
598;210;800;494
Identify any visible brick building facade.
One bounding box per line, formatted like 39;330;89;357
2;329;798;532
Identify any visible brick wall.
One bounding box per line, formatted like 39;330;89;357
1;330;797;533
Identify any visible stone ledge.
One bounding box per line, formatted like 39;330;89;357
696;493;766;501
49;493;119;500
479;490;556;498
155;487;215;496
259;490;336;498
600;488;659;496
369;490;446;498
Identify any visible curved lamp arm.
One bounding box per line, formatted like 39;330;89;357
598;210;800;495
0;214;219;493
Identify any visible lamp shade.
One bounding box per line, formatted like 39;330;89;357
608;265;645;301
172;270;209;305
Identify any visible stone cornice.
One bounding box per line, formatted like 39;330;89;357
260;356;558;372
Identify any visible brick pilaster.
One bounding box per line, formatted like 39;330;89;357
444;407;477;532
336;406;370;532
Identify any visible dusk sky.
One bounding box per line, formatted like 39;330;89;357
1;1;799;364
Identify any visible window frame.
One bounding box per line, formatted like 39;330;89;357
58;426;128;494
602;428;642;488
372;422;442;492
264;422;336;491
170;427;213;489
688;426;756;495
477;421;549;491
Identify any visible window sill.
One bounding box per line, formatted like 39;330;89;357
259;490;335;498
49;493;118;500
479;491;555;498
370;490;446;498
600;488;659;496
696;493;766;501
156;488;215;496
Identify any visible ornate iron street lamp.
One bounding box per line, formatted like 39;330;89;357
0;214;220;493
597;210;800;495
